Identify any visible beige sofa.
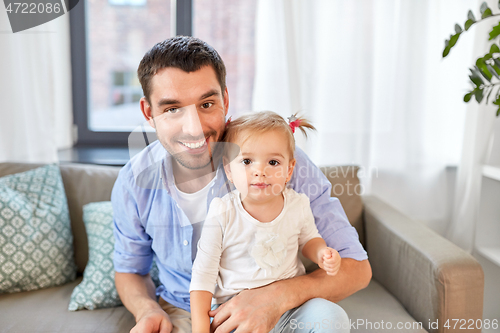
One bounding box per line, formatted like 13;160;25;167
0;162;484;333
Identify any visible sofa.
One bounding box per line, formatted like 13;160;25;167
0;162;484;333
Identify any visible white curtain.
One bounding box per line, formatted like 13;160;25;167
253;0;476;233
0;11;73;163
446;0;499;252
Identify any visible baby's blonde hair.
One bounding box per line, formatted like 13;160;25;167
222;111;315;159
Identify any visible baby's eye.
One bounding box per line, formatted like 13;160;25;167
242;159;251;165
201;102;213;109
269;160;280;166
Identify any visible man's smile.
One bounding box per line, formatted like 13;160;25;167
179;137;208;149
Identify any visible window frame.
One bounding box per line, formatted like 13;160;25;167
69;0;192;146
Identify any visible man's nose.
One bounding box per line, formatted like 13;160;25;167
182;105;204;137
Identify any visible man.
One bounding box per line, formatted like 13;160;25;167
113;36;371;333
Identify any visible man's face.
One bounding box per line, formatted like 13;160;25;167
140;66;228;170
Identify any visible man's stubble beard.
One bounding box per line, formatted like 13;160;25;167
157;128;224;171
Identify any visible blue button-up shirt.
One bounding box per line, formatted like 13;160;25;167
112;140;367;312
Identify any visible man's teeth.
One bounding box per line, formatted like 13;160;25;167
182;139;206;149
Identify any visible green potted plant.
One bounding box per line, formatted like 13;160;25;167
444;1;500;116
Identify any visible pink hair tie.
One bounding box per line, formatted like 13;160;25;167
287;115;301;133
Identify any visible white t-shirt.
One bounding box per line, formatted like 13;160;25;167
190;187;321;304
173;177;215;260
174;177;215;225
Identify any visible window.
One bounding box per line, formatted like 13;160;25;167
70;0;256;146
108;0;147;5
193;0;257;119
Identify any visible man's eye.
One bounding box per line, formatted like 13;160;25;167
269;160;280;166
201;102;213;109
166;108;179;114
242;159;251;165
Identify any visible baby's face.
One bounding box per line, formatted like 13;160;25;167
225;130;296;205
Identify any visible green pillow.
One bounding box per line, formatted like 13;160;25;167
69;201;160;311
0;164;76;293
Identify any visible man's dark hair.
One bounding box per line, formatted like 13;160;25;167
137;36;227;105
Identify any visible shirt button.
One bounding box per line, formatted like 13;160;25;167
183;240;188;246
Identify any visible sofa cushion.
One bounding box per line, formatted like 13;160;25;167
320;165;365;247
0;277;135;333
69;202;121;310
338;280;428;333
69;201;160;311
0;164;77;293
0;277;426;333
0;163;121;274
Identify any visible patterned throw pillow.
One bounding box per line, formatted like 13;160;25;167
0;164;76;293
69;201;160;311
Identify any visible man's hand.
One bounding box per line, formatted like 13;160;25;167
208;259;371;332
115;272;172;333
208;285;285;333
318;247;341;276
131;308;173;333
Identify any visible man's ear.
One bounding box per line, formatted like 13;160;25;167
286;158;296;183
223;87;229;116
140;97;155;129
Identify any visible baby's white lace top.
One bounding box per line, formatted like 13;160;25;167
190;188;322;304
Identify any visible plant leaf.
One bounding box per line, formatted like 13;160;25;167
487;64;500;79
475;88;484;103
465;19;475;31
497;107;500;116
479;68;492;81
491;63;500;75
493;94;500;105
490;43;500;54
494;57;500;68
443;45;451;58
470;67;484;87
476;60;492;81
480;2;488;14
449;33;460;48
443;34;461;57
487;86;494;103
489;23;500;40
464;91;474;102
482;7;493;19
455;24;463;34
468;10;476;21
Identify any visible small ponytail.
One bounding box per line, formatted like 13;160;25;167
288;113;316;138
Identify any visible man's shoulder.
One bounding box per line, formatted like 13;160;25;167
127;140;166;171
117;140;166;191
290;146;328;186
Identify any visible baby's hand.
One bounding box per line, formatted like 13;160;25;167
318;247;341;276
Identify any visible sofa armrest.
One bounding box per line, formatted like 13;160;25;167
363;195;484;333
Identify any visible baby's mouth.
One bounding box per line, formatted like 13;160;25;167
251;182;270;188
